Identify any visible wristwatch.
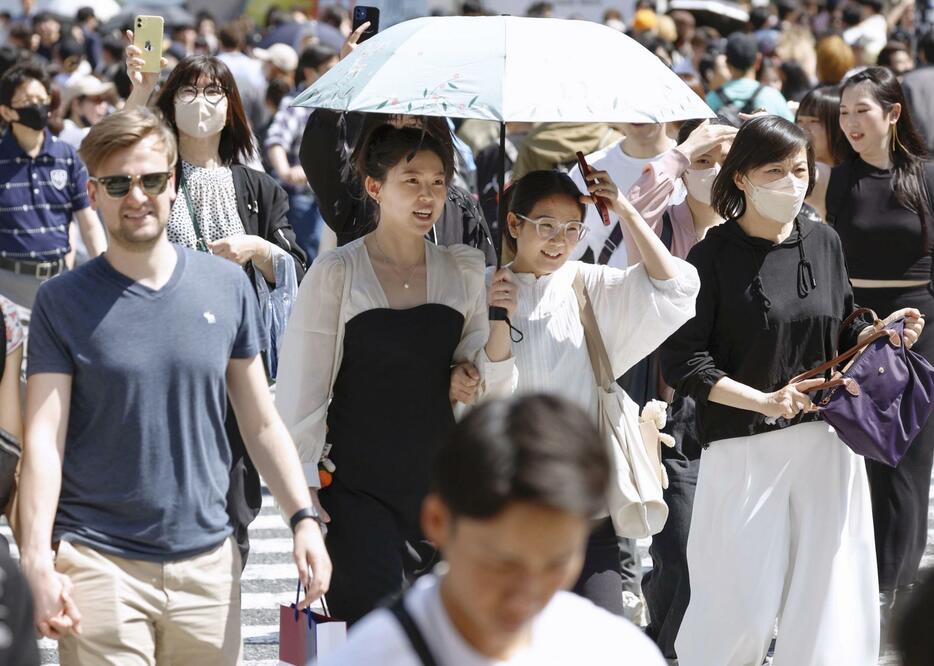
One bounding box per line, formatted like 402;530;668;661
289;506;326;533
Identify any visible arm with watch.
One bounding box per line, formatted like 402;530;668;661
226;354;331;608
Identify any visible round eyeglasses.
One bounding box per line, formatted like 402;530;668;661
176;84;226;105
515;214;588;243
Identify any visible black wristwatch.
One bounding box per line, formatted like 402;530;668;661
289;506;326;533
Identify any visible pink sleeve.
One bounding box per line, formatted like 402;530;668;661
623;150;691;266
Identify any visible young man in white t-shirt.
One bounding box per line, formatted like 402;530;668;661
318;395;666;666
569;122;683;268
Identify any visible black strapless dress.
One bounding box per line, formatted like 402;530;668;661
319;303;464;624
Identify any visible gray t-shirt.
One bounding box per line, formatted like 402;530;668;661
28;246;267;561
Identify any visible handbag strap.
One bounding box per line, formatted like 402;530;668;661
790;320;893;391
572;271;615;390
179;175;211;254
388;596;440;666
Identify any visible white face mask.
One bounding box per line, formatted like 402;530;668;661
744;174;808;224
683;164;720;205
174;97;228;139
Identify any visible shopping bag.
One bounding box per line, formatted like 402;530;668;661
279;583;346;665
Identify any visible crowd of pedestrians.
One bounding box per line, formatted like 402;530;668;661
2;1;934;665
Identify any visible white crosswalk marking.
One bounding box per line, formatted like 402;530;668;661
12;477;934;665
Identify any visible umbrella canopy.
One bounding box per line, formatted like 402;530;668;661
101;4;196;33
292;15;713;124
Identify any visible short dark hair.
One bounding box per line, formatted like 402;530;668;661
319;5;348;29
355;124;455;186
711;115;815;220
919;30;934;65
433;395;610;519
748;6;772;31
218;23;245;51
725;31;759;71
154;55;255;165
297;44;337;82
0;61;50;107
676;115;735;146
796;85;848;165
76;7;95;23
877;40;910;68
502;170;586;256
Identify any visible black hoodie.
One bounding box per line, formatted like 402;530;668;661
660;214;872;446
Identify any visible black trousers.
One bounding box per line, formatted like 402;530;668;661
573;518;626;615
856;284;934;592
642;395;701;659
319;479;438;625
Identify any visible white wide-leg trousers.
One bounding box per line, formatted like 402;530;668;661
675;421;879;666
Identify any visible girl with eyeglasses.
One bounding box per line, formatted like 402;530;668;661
476;170;700;615
125;46;307;569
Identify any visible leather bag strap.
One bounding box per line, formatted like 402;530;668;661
573;271;615;390
790;316;894;392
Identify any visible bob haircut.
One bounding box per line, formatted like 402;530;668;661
502;170;586;256
154;55;255;165
433;394;610;520
711;115;815;220
796;85;849;166
354;123;455;187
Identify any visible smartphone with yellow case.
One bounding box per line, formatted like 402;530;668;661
134;15;164;73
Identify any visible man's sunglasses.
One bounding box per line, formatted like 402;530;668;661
89;172;172;199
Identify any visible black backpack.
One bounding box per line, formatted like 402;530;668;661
714;84;766;127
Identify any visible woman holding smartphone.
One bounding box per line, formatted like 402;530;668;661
477;169;700;615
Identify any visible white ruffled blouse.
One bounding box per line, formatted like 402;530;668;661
477;259;700;419
275;237;489;486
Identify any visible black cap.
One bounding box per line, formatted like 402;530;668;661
725;31;759;71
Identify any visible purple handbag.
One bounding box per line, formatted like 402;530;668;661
792;308;934;467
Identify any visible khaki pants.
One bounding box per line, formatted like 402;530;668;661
54;538;242;666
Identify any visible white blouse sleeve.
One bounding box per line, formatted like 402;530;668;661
585;258;700;378
275;250;347;488
473;266;518;399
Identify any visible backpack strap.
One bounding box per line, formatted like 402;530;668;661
597;221;623;265
713;86;731;108
388;596;440;666
740;84;766;114
824;160;856;226
661;210;674;250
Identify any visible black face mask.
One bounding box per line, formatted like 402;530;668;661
12;104;49;131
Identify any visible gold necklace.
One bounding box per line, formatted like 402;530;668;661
374;235;422;289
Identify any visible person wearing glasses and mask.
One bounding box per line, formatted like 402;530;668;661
125;44;306;568
0;62;107;314
472;170;699;616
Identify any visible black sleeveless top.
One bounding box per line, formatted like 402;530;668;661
830;159;932;281
326;304;465;505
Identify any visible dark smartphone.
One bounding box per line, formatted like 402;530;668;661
576;151;611;226
352;5;380;43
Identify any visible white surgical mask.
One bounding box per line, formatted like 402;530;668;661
683;164;720;205
744;174;808;224
174;97;228;139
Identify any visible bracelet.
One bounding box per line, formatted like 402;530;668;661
289;507;325;533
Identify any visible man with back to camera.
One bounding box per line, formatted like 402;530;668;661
0;61;106;312
320;394;666;665
16;107;331;664
705;32;794;122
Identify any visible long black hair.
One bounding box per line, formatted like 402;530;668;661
796;85;848;166
711;115;815;220
840;67;929;221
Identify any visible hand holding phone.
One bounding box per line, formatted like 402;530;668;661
352;6;380;43
576;151;611;226
133;16;164;74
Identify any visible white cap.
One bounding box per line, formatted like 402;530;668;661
253;43;298;73
63;75;115;107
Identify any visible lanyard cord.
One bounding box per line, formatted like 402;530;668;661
180;175;211;254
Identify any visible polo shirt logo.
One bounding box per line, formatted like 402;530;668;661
50;169;68;191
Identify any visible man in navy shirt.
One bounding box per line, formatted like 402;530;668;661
0;62;106;311
17;108;330;664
